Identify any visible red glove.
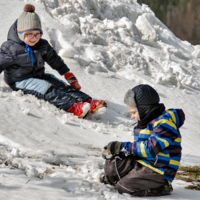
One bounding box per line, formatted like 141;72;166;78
64;72;81;90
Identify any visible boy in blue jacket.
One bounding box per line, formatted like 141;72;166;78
0;4;106;118
101;84;185;197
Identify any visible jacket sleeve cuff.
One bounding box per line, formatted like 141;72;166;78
122;142;135;155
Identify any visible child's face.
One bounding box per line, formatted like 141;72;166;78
24;31;42;46
126;105;140;121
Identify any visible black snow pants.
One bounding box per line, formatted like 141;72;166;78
11;73;91;111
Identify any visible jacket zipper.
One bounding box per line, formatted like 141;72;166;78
32;50;37;74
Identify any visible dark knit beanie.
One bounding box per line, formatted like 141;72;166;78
124;84;160;120
17;4;42;41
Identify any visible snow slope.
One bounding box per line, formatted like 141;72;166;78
0;0;200;199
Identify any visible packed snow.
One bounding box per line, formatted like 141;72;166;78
0;0;200;199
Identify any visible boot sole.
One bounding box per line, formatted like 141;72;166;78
79;111;90;118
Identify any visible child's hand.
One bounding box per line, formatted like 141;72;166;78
102;141;123;159
64;72;81;90
102;148;113;159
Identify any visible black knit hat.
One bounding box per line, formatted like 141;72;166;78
124;84;160;120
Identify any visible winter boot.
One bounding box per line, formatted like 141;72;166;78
133;183;173;197
67;102;90;118
89;100;107;113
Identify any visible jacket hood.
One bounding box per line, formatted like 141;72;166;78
165;109;185;128
7;20;24;45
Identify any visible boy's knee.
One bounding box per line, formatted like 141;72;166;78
104;159;120;185
104;156;136;186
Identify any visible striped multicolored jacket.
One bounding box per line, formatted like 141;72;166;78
125;109;185;184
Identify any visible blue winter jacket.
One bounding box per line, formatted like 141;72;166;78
124;109;185;184
0;20;69;86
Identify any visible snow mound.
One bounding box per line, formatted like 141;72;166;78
36;0;200;90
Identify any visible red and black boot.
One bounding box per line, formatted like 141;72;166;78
88;100;107;113
68;102;90;118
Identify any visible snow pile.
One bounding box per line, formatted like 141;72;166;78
36;0;199;89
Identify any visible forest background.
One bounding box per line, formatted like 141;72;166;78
138;0;200;45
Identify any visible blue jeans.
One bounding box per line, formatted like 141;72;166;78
11;74;91;111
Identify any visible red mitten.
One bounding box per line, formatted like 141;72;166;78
64;72;81;90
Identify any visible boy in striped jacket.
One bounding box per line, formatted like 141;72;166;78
101;84;185;197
